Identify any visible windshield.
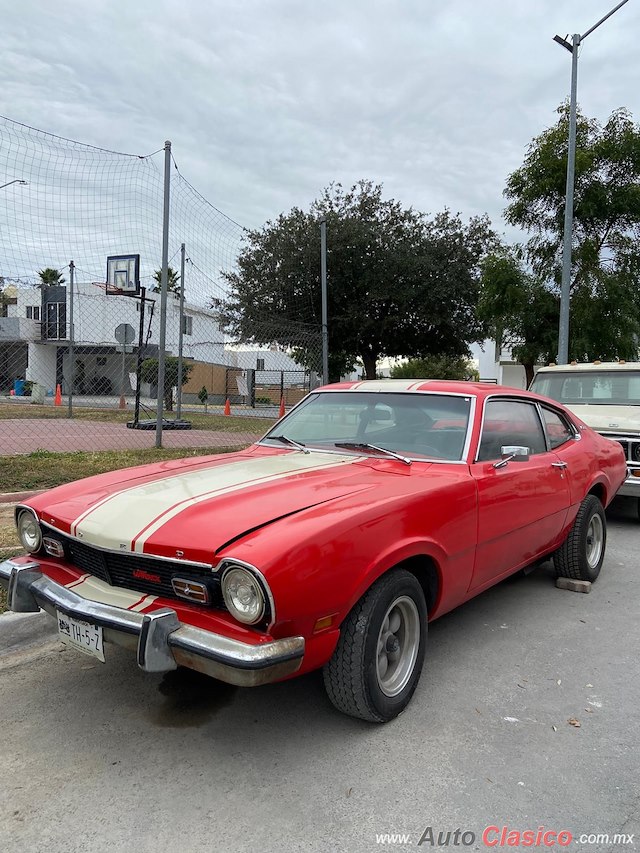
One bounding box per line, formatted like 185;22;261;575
261;391;472;461
531;371;640;406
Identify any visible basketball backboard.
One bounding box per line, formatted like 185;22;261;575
106;254;140;295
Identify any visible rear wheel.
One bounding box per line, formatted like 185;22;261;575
554;494;606;582
323;569;427;722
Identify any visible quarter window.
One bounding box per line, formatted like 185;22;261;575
541;407;574;449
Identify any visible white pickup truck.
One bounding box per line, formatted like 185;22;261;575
530;362;639;517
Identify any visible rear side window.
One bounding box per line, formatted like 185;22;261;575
540;407;574;450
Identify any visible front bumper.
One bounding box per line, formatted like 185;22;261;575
617;472;640;498
0;558;304;686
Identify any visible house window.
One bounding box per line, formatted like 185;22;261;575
182;315;193;335
26;306;41;321
256;358;265;371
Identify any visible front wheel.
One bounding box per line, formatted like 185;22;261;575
554;494;606;582
323;569;427;722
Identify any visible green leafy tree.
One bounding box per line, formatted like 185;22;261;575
152;267;181;294
140;356;193;411
504;104;640;361
390;354;478;381
198;385;209;413
478;249;559;387
37;268;66;287
221;181;497;380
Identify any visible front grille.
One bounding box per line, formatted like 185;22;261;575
604;433;640;468
45;528;221;607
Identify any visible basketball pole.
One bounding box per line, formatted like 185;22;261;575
67;260;75;418
155;140;171;448
133;287;146;427
176;242;186;421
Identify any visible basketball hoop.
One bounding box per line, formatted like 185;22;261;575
106;254;140;296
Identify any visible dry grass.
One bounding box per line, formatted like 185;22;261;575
0;446;247;492
0;505;23;613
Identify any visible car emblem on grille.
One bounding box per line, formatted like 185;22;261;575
172;578;209;604
133;568;162;584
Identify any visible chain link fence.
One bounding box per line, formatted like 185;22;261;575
0;116;322;460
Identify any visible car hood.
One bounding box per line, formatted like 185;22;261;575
564;403;640;433
32;450;382;562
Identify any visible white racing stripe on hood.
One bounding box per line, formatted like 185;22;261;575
72;452;358;553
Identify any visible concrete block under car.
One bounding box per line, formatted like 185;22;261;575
556;577;592;593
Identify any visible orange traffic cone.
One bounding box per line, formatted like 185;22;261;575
278;395;286;418
223;398;231;416
54;384;62;406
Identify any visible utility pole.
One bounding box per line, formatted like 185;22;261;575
320;218;329;385
176;242;186;421
155;140;171;447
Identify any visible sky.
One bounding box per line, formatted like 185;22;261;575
1;0;639;245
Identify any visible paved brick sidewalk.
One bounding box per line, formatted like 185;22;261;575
0;418;261;456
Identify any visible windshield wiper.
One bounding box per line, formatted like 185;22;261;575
269;434;310;454
334;442;411;466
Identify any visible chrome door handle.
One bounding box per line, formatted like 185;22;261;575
551;461;568;469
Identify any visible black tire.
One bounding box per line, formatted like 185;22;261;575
554;494;606;582
323;569;427;723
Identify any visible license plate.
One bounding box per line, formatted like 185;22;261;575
57;610;105;662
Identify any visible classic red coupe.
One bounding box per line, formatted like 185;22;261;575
1;380;627;722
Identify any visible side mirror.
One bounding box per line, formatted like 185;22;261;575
493;445;530;469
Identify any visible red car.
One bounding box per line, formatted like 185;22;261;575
1;380;626;722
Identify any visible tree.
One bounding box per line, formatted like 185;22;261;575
198;385;209;413
504;104;640;360
221;181;497;380
478;248;559;387
140;356;193;411
152;267;181;294
390;354;478;381
37;268;65;287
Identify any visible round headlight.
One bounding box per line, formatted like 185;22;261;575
17;509;42;553
222;567;266;625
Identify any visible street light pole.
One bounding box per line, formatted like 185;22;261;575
554;0;630;364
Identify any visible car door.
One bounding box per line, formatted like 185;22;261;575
469;398;571;591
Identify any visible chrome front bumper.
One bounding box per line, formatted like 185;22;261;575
0;559;304;686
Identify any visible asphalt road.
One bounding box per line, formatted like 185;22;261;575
1;498;639;853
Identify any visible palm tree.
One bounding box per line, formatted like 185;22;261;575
37;268;66;288
152;267;181;294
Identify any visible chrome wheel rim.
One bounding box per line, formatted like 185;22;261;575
376;596;420;697
586;513;604;569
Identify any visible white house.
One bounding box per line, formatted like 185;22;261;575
0;281;226;396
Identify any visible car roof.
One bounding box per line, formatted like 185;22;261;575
535;362;640;373
316;379;548;402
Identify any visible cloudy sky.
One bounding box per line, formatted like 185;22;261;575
1;0;638;243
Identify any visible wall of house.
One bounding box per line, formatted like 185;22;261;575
26;342;57;389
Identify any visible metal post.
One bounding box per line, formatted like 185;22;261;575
555;0;629;364
133;287;146;426
320;218;329;385
176;242;186;421
557;34;580;365
67;260;75;418
155;140;171;448
120;342;126;406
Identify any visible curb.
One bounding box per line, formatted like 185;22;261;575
0;489;48;505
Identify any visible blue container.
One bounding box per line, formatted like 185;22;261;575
13;379;25;396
